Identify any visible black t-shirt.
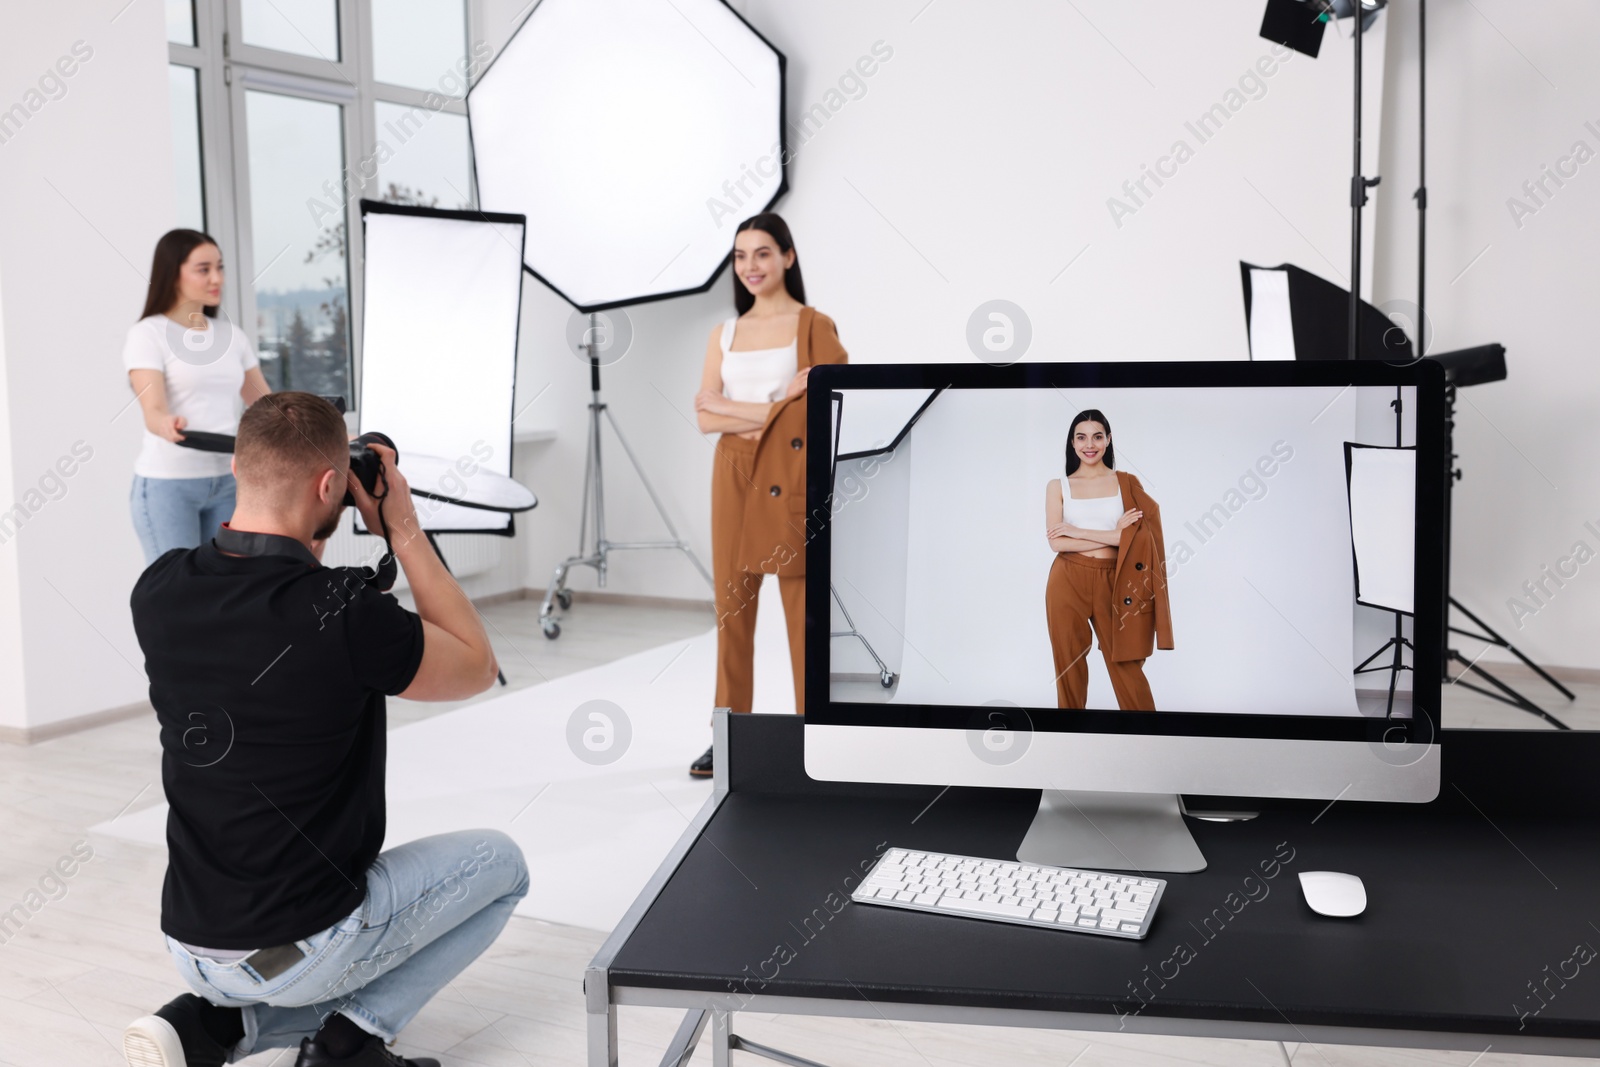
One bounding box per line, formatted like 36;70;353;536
129;527;424;949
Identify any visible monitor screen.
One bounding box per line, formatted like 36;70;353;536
806;361;1445;742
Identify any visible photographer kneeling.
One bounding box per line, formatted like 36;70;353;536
124;392;527;1067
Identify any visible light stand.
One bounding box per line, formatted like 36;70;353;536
1347;0;1382;360
1349;435;1412;719
1402;7;1572;728
1439;383;1572;728
538;315;713;639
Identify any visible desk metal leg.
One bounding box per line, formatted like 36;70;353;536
683;1008;841;1067
587;1001;617;1067
728;1034;837;1067
658;1010;709;1067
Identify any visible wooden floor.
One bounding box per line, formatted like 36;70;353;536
1;595;1594;1067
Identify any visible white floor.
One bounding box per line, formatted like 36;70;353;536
3;586;1597;1066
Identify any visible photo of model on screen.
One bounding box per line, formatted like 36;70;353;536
1044;409;1174;710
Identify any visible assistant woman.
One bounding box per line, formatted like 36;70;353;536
688;213;848;776
124;229;271;564
1043;409;1173;710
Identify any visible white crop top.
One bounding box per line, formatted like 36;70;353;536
719;316;797;403
1059;479;1124;530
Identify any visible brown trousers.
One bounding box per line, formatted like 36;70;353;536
1045;552;1156;711
712;434;806;714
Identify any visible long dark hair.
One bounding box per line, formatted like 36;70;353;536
731;213;805;315
1064;409;1115;476
140;229;220;320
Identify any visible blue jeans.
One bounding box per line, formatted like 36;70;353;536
130;473;237;564
165;830;529;1061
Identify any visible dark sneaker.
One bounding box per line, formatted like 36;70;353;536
123;994;234;1067
293;1036;440;1067
689;745;713;778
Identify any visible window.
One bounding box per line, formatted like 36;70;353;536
166;0;195;46
244;90;351;396
167;1;476;411
168;65;205;230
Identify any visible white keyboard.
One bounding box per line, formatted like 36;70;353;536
852;847;1166;939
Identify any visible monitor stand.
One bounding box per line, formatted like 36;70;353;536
1016;790;1207;873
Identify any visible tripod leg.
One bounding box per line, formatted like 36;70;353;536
540;403;605;637
1451;597;1577;701
1354;638;1397;674
830;585;895;684
1450;650;1570;729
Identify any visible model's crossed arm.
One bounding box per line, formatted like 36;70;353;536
1045;479;1142;554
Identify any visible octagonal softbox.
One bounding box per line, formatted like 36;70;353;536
468;0;787;312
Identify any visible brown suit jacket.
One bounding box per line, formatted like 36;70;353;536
729;306;848;577
1107;470;1175;661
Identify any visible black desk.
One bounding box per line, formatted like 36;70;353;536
585;714;1600;1065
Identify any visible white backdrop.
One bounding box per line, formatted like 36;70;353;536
831;386;1383;715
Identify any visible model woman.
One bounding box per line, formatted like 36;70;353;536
1043;409;1173;710
688;213;848;776
125;229;271;564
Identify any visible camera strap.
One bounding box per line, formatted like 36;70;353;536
359;464;400;592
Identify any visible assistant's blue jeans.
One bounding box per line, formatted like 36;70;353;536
165;830;529;1061
129;473;237;564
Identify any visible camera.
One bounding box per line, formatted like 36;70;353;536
343;431;397;507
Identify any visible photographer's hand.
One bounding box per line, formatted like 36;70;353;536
346;440;498;700
346;442;421;549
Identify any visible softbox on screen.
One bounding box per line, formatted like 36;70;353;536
1344;442;1415;614
357;201;526;534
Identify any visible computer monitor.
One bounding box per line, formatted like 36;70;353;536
803;360;1445;873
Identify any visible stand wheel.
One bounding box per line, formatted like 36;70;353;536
542;618;561;640
555;588;573;611
879;670;896;688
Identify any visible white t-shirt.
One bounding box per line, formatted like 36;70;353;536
122;313;260;479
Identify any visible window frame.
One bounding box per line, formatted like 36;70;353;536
168;0;480;417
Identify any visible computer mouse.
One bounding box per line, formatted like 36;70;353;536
1298;871;1366;917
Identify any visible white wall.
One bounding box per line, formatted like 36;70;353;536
0;1;173;733
1374;1;1600;673
0;244;25;727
